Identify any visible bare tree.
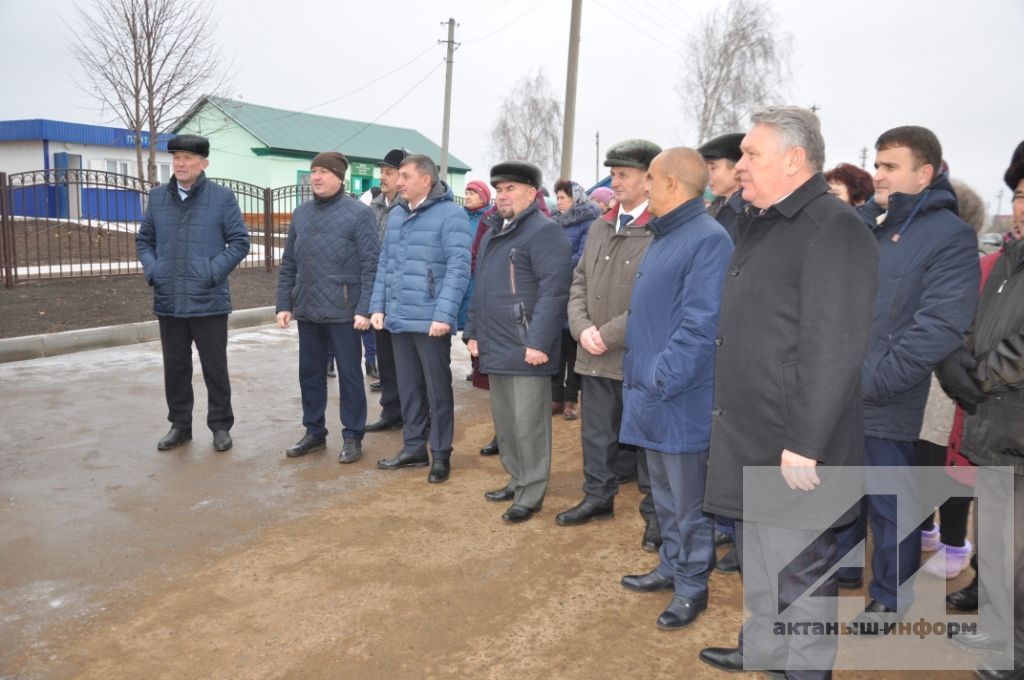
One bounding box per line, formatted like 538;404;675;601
490;69;563;188
68;0;230;184
678;0;792;144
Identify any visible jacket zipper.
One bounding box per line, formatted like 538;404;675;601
508;247;517;295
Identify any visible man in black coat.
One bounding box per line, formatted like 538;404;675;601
697;132;745;243
699;107;878;679
464;162;572;523
275;151;380;464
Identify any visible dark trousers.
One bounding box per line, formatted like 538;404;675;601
362;328;376;363
551;329;580;403
647;449;713;599
579;375;656;520
834;436;920;610
916;440;972;546
391;332;454;458
374;329;402;421
158;314;233;431
297;321;366;441
737;519;838;680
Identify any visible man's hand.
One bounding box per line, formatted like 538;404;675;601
429;321;451;337
467;339;479;357
370;313;385;330
579;325;607;356
525;348;549;365
780;449;821;491
276;311;293;328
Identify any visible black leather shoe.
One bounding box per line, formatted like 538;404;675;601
365;416;402;432
621;570;674;593
951;630;1008;655
212;429;232;451
715;545;740;574
286;433;326;458
699;647;786;678
947;580;978;611
502;504;537;523
713;529;734;547
479;437;499;456
837;574;864;590
656;594;708;630
157;427;192;450
975;659;1024;680
377;450;429;469
485;486;515;502
365;360;378;378
369;380;383;392
338;438;362;464
641;518;662;553
851;599;899;634
427;459;450;483
556;499;614;526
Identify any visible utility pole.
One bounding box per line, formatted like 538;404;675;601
439;18;457;182
860;146;869;169
560;0;582;180
595;131;600;184
995;189;1005;218
809;103;820;114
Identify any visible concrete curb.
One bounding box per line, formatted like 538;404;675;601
0;306;277;363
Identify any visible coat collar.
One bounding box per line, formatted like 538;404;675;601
647;196;707;237
768;173;830;220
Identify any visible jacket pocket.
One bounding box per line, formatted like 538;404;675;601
427;269;436;300
513;301;530;343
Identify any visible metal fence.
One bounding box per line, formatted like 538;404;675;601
0;170;467;289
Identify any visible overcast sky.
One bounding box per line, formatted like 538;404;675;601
1;0;1021;216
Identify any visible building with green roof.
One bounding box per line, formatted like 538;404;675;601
173;96;471;195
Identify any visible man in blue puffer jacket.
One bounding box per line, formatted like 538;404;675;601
137;134;250;453
369;154;472;483
835;126;979;626
275;151;380;465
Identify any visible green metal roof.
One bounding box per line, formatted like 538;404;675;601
176;96;470;173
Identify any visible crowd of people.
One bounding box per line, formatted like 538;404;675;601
136;107;1023;679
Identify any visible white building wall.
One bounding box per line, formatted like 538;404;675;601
0;141;46;173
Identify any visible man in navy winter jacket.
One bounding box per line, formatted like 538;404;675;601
465;161;572;523
369;154;472;483
275;151;380;464
136;134;250;453
835;126;979;623
618;148;733;630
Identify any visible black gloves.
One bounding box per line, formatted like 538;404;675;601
937;345;988;415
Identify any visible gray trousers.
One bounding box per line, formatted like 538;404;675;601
391;332;453;458
647;449;713;599
580;375;656;520
490;374;551;510
736;519;838;680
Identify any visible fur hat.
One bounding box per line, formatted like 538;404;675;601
167;134;209;157
1004;140;1024;190
697;133;745;163
378;148;410;169
604;139;661;170
311;151;349;181
490;161;542;189
465;179;491;205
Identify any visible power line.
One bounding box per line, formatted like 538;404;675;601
591;0;684;57
332;58;447;152
239;43;439;127
620;0;691;47
460;0;547;44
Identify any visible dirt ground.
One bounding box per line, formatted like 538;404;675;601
0;268;278;339
0;327;981;679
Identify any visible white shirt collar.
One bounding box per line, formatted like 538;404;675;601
616;200;649;227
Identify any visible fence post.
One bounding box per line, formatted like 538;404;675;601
263;187;273;272
0;172;13;289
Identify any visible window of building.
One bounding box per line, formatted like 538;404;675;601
106;160;130;176
158;163;171;185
